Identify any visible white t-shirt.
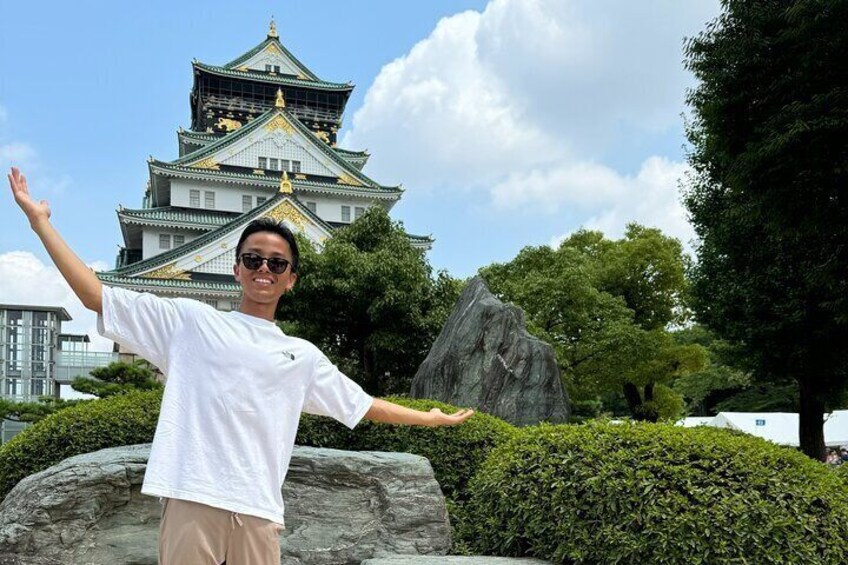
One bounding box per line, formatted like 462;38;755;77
97;285;373;525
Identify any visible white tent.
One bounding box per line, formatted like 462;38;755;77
824;410;848;447
680;417;714;428
678;411;848;448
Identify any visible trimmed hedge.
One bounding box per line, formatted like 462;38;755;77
466;421;848;564
297;396;516;555
0;390;162;498
297;395;516;501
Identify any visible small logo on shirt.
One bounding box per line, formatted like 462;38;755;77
281;350;296;361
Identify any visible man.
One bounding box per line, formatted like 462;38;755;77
8;167;473;565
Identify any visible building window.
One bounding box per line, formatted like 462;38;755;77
159;234;171;250
204;191;215;209
5;379;21;397
204;299;219;309
269;158;279;171
257;197;267;205
242;195;252;212
31;379;46;397
33;312;49;327
173;234;185;247
230;301;240;311
354;206;365;220
265;64;272;72
306;201;317;213
341;206;351;222
275;65;281;73
281;159;290;172
292;160;301;173
190;189;200;207
258;157;267;169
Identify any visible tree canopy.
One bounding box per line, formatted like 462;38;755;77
480;224;703;421
684;0;848;459
277;207;461;396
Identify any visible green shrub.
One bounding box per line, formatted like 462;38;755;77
0;390;162;498
298;396;516;553
466;421;848;564
298;396;515;500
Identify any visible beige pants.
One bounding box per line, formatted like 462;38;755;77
159;498;283;565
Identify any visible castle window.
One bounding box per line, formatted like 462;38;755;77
205;191;216;209
306;201;316;213
242;195;252;212
292;161;301;173
269;158;279;171
173;235;185;247
190;189;200;207
258;157;267;169
159;234;171;250
281;159;290;172
355;206;365;220
341;206;351;222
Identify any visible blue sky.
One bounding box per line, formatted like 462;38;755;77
0;0;719;345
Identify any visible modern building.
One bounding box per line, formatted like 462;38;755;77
98;20;431;308
0;305;118;442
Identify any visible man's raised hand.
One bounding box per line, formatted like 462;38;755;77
8;167;51;229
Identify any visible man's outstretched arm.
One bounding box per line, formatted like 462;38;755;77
364;398;474;427
7;167;102;314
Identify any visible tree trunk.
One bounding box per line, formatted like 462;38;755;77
798;376;826;461
362;345;379;397
623;383;644;419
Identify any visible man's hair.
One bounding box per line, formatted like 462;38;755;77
235;218;300;273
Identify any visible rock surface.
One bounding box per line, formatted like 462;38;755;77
363;558;552;564
0;444;450;565
410;277;570;426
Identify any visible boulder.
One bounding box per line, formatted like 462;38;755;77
0;444;450;564
411;277;569;426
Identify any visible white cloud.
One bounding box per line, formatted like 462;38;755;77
343;0;717;247
0;251;113;352
0;141;36;166
541;157;696;252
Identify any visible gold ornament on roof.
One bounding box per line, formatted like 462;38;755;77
275;88;286;108
279;171;293;194
313;130;330;144
189;157;220;170
146;263;190;280
268;18;279;39
337;174;362;186
265;200;307;230
264;114;294;135
216;117;242;132
266;43;283;56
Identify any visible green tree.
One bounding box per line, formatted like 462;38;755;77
278;207;461;396
684;0;848;459
480;225;701;421
0;361;161;427
70;361;162;398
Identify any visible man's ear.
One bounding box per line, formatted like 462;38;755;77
285;273;298;292
233;262;241;282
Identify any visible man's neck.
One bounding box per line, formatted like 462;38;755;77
238;300;276;321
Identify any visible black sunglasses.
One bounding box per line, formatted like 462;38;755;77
238;253;292;274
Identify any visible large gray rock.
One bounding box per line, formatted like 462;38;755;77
411;277;569;426
0;444;450;564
